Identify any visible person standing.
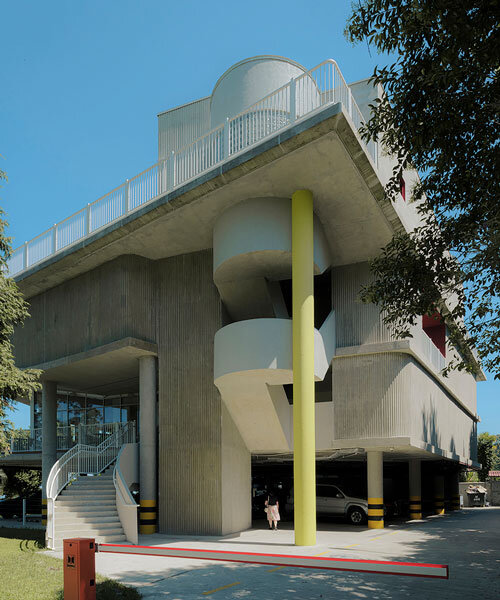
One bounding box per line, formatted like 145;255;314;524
265;491;280;530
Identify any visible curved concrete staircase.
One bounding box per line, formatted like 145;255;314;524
53;465;126;549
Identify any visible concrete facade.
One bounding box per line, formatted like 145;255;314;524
6;55;483;538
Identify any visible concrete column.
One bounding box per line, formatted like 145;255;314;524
448;469;460;511
29;392;35;436
367;450;384;529
434;475;445;515
139;355;157;534
292;189;316;546
41;381;57;526
409;459;422;520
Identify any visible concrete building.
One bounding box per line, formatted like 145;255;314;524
2;56;482;548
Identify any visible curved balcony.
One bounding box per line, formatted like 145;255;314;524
213;197;331;284
214;316;335;453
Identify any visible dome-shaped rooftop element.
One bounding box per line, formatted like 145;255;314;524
210;55;308;128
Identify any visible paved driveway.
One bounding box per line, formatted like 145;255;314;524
64;507;500;599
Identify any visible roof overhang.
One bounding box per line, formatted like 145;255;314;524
35;337;157;395
14;103;396;299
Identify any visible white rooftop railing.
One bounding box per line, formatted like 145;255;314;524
7;59;377;277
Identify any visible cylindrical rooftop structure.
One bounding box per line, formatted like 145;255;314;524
210;55;308;127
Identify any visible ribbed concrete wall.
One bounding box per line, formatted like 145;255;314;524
155;251;250;534
332;352;476;461
332;263;393;347
409;360;477;461
221;403;251;534
13;255;155;367
332;353;412;440
13;250;251;536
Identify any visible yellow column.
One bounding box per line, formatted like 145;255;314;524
292;189;316;546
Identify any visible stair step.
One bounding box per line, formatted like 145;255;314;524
56;525;124;535
71;483;113;488
73;477;113;483
61;491;115;498
56;512;119;521
56;498;115;505
69;479;114;485
55;506;116;513
56;515;121;525
55;504;116;513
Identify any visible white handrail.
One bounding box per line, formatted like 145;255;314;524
46;421;136;549
8;58;377;277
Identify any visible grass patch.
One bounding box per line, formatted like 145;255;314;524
0;528;141;600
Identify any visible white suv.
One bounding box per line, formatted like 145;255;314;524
285;484;368;525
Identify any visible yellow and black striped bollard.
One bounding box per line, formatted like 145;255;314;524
368;498;384;529
140;499;157;534
409;496;422;520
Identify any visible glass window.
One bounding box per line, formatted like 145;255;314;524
332;486;344;498
57;394;68;427
104;397;122;424
86;397;104;425
68;396;85;426
316;485;342;498
121;394;139;426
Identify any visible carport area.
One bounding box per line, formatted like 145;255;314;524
250;454;463;528
47;507;500;598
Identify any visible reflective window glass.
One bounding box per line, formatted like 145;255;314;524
86;398;104;425
56;394;68;427
104;397;122;424
68;397;85;426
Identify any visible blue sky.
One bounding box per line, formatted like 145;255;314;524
1;0;498;433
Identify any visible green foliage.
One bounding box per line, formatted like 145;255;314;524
346;1;500;377
0;528;142;599
491;434;500;471
0;166;41;453
2;467;41;498
477;432;497;480
460;469;479;482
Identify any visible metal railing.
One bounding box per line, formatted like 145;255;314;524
10;421;134;453
46;421;135;549
7;59;378;278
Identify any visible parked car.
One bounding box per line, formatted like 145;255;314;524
285;484;368;525
0;495;42;520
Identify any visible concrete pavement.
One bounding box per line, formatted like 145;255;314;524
48;508;500;599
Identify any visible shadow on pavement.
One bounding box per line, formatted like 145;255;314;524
100;508;500;599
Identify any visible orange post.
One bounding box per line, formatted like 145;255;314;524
63;538;96;600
